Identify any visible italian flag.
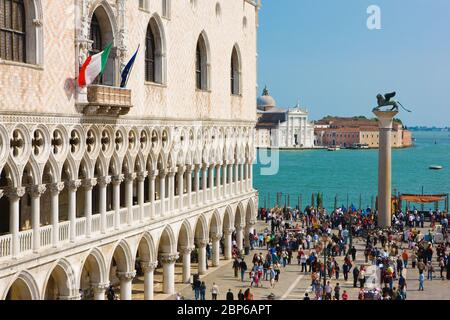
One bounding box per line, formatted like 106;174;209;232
78;43;112;87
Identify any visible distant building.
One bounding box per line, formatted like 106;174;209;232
314;117;413;148
255;87;315;148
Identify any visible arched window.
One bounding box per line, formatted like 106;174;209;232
145;23;155;82
0;0;26;62
195;34;209;90
90;14;102;55
145;17;165;84
231;46;241;95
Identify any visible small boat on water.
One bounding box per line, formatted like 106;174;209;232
429;165;443;170
327;146;340;151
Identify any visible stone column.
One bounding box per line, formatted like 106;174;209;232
186;165;193;209
7;187;25;258
208;166;214;202
159;169;166;216
141;261;158;300
235;226;244;251
112;175;124;230
97;176;111;234
177;166;185;211
211;233;222;267
223;163;228;198
233;163;239;195
82;178;97;238
248;162;253;191
117;271;136;300
373;110;398;228
215;164;221;200
194;165;200;206
92;283;109;300
168;170;175;212
161;253;179;294
65;180;81;242
124;173;136;225
181;247;193;283
137;172;147;222
223;228;234;260
201;164;208;204
149;170;158;219
197;240;208;275
239;163;244;193
28;184;46;253
49;182;64;247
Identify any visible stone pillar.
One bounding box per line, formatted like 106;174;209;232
239;163;244;193
194;165;200;206
124;173;136;225
201;165;208;204
181;247;193;283
141;261;158;300
197;240;208;275
236;226;243;251
186;165;193;209
92;283;109;300
117;271;136;300
7;187;25;259
373;110;398;228
159;170;166;216
177;166;185;211
168;170;176;212
223;228;234;260
97;176;111;234
208;166;214;202
248;162;253;191
211;233;222;267
233;164;238;195
28;184;46;253
161;253;179;294
112;175;124;230
223;163;228;198
65;180;81;242
149;170;157;219
215;164;221;200
49;182;64;247
82;178;97;238
137;172;148;222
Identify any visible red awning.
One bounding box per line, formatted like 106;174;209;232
400;194;447;203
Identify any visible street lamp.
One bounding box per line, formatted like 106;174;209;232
321;234;329;299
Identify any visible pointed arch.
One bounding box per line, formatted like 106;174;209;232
136;232;157;263
231;44;242;95
42;258;78;300
158;225;176;254
3;270;40;300
195;31;211;90
145;14;166;84
109;239;134;273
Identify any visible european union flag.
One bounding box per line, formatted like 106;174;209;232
120;45;140;88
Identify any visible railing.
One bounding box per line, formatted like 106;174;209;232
0;234;12;258
19;229;33;253
120;208;127;225
59;221;70;243
40;225;53;247
106;211;114;230
76;218;86;238
174;195;179;211
91;214;101;234
132;206;140;222
154;200;161;218
85;85;132;116
183;193;189;208
143;203;151;219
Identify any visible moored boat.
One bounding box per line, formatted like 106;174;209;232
429;165;443;170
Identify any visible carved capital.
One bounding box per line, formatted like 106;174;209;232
180;246;195;255
211;233;223;242
198;240;209;248
117;271;136;281
58;294;81;300
185;165;194;173
82;178;97;191
224;228;235;236
27;184;47;198
160;253;179;265
137;172;148;182
49;182;65;195
178;166;186;175
140;261;158;273
159;169;167;177
65;180;81;192
125;173;137;182
91;282;110;293
111;174;125;186
148;169;159;178
6;187;26;200
97;176;112;188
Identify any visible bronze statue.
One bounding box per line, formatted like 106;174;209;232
373;92;411;112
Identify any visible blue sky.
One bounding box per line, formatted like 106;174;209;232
257;0;450;126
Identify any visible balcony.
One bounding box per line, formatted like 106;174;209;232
81;85;132;116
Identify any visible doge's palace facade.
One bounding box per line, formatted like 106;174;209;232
0;0;259;300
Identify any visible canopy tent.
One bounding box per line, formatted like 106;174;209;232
400;194;447;203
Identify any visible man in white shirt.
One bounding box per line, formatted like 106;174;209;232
211;283;219;300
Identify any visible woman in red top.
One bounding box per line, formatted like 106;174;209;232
342;290;349;300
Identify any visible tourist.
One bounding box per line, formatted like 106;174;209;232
192;276;201;300
211;282;219;300
342;290;349;300
417;259;426;274
176;293;183;300
232;258;240;278
200;281;206;300
426;261;434;280
334;283;340;300
226;289;234;300
358;266;366;288
244;288;253;300
325;281;332;300
239;259;248;282
418;273;425;291
353;265;360;288
303;293;310;300
106;285;115;301
238;289;245;301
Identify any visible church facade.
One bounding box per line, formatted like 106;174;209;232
0;0;259;300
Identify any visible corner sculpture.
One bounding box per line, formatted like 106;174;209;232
373;92;412;113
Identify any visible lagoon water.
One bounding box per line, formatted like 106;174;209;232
253;131;450;211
